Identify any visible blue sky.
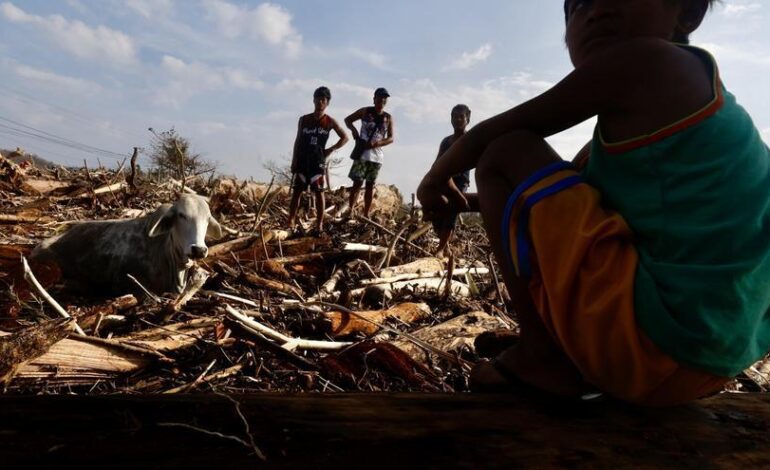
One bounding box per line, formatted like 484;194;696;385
1;1;768;195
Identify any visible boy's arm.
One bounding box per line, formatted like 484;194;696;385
291;117;302;173
572;140;592;171
325;117;350;157
419;39;674;212
371;115;395;149
436;137;450;160
344;108;366;141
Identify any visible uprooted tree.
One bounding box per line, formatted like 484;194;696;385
147;127;217;181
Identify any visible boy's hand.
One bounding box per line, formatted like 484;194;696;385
417;171;469;221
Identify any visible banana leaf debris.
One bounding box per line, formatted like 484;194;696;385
0;150;767;396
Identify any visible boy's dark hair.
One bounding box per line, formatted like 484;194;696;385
452;104;471;120
314;86;331;100
563;0;718;27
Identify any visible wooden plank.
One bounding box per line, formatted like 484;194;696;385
0;392;768;467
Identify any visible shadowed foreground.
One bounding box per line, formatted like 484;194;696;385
1;392;768;468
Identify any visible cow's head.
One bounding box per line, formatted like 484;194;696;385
147;194;223;262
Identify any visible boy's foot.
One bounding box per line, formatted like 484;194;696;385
471;345;584;398
469;358;535;394
474;329;520;358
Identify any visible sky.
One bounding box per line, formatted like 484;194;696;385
0;0;769;196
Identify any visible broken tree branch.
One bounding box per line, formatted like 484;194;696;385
359;216;434;257
225;305;352;352
21;256;85;335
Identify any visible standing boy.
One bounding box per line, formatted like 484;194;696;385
433;104;472;256
345;87;396;218
288;86;349;233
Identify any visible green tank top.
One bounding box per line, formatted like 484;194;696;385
583;46;770;377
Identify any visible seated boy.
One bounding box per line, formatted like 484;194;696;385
288;86;349;233
433;104;472;256
417;0;770;405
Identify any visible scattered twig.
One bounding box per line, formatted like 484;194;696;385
127;274;162;304
225;306;351;351
305;301;471;371
359;215;434;257
21;256;85;335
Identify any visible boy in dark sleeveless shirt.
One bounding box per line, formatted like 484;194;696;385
288;86;349;233
433;104;472;256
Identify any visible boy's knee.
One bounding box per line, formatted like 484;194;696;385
476;130;557;185
485;130;545;162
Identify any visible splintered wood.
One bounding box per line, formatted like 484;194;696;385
0;155;765;397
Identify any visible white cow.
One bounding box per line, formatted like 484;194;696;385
30;194;223;295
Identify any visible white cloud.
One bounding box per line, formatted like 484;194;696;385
11;63;100;94
443;44;493;71
0;2;137;65
202;0;302;58
154;55;264;106
274;79;371;98
700;42;770;67
126;0;174;19
347;47;389;70
65;0;90;15
722;2;762;17
395;72;553;124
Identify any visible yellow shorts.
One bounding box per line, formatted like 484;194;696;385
503;162;728;406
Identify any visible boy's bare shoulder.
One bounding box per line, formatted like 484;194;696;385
584;38;687;72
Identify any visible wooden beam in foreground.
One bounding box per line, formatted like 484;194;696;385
0;392;768;467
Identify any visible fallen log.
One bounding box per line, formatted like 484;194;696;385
0;318;74;383
1;392;769;467
6;334;165;386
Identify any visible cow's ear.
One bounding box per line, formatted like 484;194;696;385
207;216;223;239
148;207;175;238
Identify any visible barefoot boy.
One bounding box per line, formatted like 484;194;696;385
288;86;349;233
433;104;472;256
418;0;770;405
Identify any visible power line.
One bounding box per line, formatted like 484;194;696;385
0;117;126;158
0;117;149;164
0;82;149;142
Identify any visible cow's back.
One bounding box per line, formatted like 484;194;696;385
31;218;152;294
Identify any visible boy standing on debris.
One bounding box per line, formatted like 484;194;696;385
288;86;349;233
345;87;396;218
417;0;770;405
432;104;472;256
